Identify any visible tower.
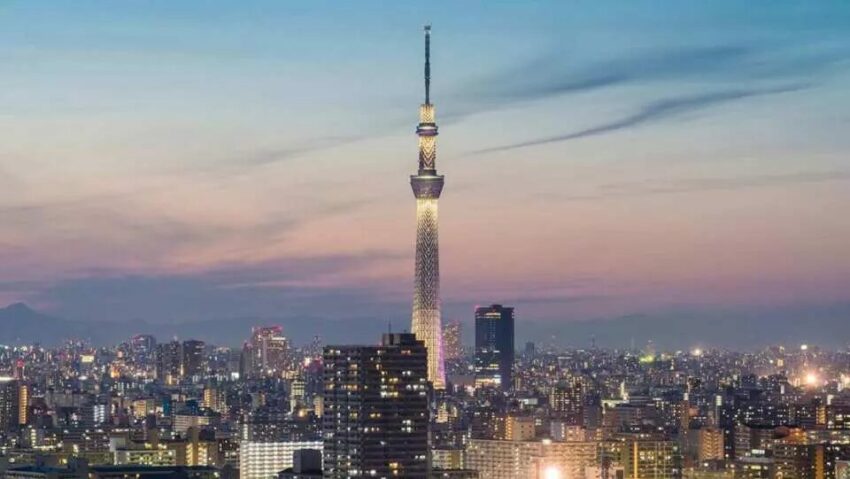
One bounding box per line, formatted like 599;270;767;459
410;24;446;390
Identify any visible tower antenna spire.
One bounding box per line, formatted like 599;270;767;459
424;24;431;105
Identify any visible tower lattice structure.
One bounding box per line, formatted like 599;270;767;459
410;25;446;390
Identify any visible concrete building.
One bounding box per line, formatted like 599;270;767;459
323;333;429;478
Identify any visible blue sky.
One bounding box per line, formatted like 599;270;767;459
0;1;849;343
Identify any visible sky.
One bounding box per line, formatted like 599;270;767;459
0;1;849;341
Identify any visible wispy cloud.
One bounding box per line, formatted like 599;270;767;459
0;183;385;277
450;40;846;119
543;170;850;202
238;136;356;168
473;45;751;104
472;84;807;154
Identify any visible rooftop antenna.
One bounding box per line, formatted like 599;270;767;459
424;24;431;105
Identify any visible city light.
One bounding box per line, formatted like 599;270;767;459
804;372;819;386
542;464;562;479
0;10;845;479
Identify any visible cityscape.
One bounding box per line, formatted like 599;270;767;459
2;2;850;479
3;312;850;479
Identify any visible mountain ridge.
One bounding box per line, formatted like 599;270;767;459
1;302;848;350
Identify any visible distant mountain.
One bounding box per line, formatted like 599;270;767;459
520;304;850;350
0;302;107;345
0;303;388;347
1;302;848;350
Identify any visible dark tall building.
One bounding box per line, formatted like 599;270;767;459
0;379;27;432
474;304;515;390
156;340;182;385
323;333;429;479
182;340;205;378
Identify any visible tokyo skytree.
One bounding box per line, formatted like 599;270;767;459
410;25;446;390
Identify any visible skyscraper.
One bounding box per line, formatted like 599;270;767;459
0;378;27;432
244;326;290;378
181;339;205;378
443;320;462;361
622;439;680;479
474;304;515;390
156;340;182;385
410;24;446;390
323;333;429;478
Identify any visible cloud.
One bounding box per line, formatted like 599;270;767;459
0;280;42;294
0;180;382;249
238;136;356;167
448;39;846;120
544;170;850;202
472;84;807;154
481;45;750;103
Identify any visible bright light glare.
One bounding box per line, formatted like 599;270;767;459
805;372;819;386
692;348;703;357
543;465;562;479
801;344;809;351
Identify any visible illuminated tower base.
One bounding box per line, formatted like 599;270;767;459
411;176;445;390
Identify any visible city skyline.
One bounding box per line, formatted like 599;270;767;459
4;5;850;479
1;1;849;343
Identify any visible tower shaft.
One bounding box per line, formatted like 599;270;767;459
410;25;445;390
411;196;444;389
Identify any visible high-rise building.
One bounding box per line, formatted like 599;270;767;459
155;341;182;385
443;320;462;361
93;403;108;425
622;439;680;479
182;339;205;378
203;386;226;414
130;334;157;364
323;333;429;478
505;416;536;441
244;326;290;378
410;25;446;390
697;427;725;462
550;379;585;423
771;440;840;479
474;304;515;390
0;379;27;431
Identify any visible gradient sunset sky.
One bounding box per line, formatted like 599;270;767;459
1;1;849;335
